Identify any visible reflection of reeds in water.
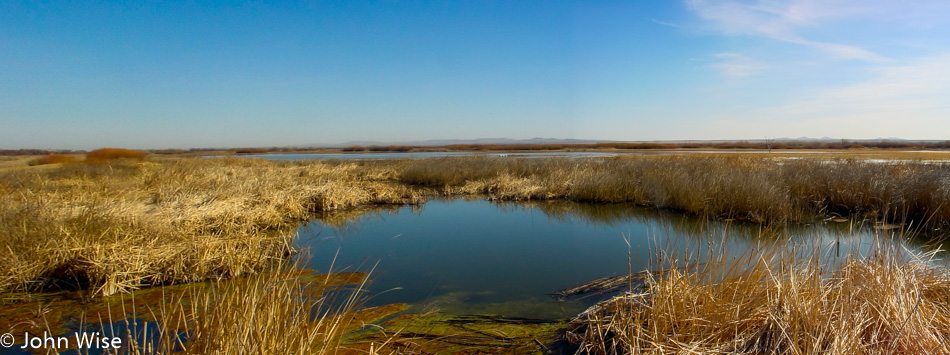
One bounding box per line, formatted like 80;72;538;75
567;238;950;354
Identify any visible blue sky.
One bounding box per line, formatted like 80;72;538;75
2;1;950;149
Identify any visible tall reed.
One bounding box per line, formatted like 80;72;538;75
569;239;950;354
394;156;950;226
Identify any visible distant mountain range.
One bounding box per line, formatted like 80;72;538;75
323;138;611;147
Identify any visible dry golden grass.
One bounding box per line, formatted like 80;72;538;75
131;267;401;354
569;242;950;354
26;153;80;166
3;266;401;353
84;148;148;165
0;158;421;295
393;156;950;226
6;153;950;353
4;153;949;297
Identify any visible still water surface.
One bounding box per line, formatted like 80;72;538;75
298;199;918;319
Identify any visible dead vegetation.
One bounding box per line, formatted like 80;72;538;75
4;155;950;296
0;156;950;294
0;158;420;295
26;154;80;166
1;266;403;353
392;156;950;226
567;241;950;354
5;153;950;353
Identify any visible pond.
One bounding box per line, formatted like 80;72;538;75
298;199;925;320
1;199;938;353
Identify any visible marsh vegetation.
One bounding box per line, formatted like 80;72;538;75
2;153;950;353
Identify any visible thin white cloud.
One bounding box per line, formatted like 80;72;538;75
651;19;682;29
710;52;766;77
788;39;890;63
686;0;891;62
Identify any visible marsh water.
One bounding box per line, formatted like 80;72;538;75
298;199;926;319
1;199;939;353
253;151;620;160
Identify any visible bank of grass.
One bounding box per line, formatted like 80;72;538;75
568;241;950;354
393;156;950;226
0;157;420;295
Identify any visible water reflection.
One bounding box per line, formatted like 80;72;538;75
298;199;942;319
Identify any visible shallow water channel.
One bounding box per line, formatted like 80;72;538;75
299;199;929;320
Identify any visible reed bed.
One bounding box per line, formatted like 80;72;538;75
4;154;949;297
0;158;420;295
6;153;950;353
568;241;950;354
393;156;950;226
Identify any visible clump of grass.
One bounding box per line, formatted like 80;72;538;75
3;267;401;353
26;154;79;166
136;267;401;354
0;158;421;295
85;148;147;164
568;242;950;354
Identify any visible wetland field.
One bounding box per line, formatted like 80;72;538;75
3;151;950;353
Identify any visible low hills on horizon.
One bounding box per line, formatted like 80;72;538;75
324;136;936;148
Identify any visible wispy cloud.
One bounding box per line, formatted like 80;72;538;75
651;19;682;29
710;52;766;77
686;0;891;62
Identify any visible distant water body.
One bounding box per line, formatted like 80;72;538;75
250;151;620;160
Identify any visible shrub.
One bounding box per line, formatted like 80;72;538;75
233;148;269;154
85;148;147;164
27;154;79;166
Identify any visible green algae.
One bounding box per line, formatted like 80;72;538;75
347;312;566;354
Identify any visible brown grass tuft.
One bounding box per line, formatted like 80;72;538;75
569;242;950;354
136;267;400;353
27;154;79;166
85;148;147;164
